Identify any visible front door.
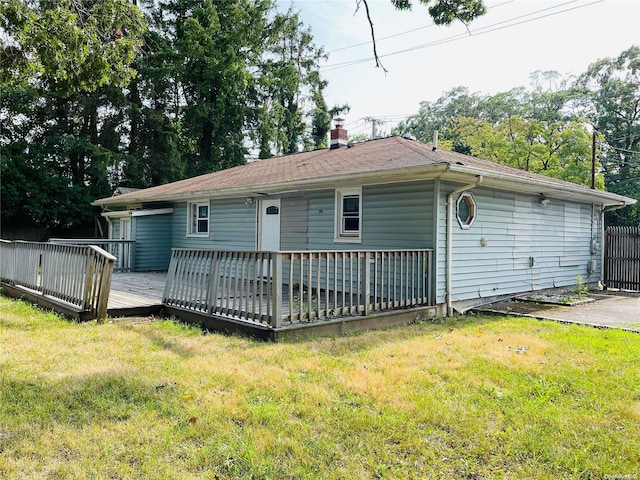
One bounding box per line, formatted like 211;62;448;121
258;199;281;251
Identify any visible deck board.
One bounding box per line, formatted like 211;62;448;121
107;272;166;316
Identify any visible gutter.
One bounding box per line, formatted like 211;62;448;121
446;175;483;316
445;164;636;207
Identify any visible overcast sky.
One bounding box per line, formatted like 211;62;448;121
283;0;640;138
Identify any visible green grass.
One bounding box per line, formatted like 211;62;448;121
1;297;639;479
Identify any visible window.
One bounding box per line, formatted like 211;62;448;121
188;201;209;236
456;193;477;229
335;188;361;241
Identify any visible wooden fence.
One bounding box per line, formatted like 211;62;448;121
604;226;640;291
0;240;116;319
163;249;434;328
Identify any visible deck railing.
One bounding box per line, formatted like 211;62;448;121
163;249;434;328
0;240;116;319
49;238;135;272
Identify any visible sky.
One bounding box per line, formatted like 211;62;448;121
282;0;640;138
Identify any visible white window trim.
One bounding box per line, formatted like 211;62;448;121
456;192;477;229
187;200;210;237
335;187;362;243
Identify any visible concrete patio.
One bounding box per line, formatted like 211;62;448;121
477;291;640;333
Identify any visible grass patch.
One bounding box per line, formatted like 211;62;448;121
1;297;639;479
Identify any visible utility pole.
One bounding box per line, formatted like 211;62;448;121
591;131;596;189
363;117;384;139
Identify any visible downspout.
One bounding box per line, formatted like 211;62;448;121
446;175;483;316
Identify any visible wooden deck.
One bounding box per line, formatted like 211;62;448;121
107;272;166;317
104;268;439;340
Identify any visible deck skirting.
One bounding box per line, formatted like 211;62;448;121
164;303;442;341
1;283;95;321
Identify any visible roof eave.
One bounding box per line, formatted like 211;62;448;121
91;161;637;209
92;164;452;207
445;164;636;207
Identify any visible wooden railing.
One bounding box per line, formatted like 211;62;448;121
0;240;116;319
163;249;433;328
49;238;135;272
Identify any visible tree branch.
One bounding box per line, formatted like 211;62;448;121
355;0;388;74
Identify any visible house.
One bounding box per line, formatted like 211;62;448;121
92;120;635;332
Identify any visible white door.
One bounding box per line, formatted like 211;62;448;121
120;218;132;270
258;199;281;251
258;199;281;277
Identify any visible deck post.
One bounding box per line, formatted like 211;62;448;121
96;254;115;319
363;252;371;316
426;250;433;305
271;253;283;328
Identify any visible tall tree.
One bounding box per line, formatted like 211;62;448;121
0;0;146;96
393;73;604;190
164;0;271;176
577;46;640;226
0;0;344;236
256;7;327;157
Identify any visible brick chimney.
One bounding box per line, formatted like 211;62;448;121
330;117;347;150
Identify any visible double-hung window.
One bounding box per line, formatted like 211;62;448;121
335;188;362;242
187;201;209;236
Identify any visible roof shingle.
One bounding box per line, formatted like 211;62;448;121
93;136;634;207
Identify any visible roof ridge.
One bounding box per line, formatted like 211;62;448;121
394;135;451;164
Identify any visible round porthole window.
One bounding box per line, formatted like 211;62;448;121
456;193;477;229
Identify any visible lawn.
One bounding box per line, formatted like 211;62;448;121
0;296;638;479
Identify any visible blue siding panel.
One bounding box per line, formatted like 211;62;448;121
281;197;309;250
133;214;172;271
436;183;603;305
172;199;257;250
302;181;435;251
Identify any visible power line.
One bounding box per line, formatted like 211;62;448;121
607;175;640;185
322;0;587;70
320;0;603;73
325;0;516;54
604;144;640;155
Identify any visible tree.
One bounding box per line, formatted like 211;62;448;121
256;8;315;156
0;0;146;96
393;86;486;145
0;0;343;236
393;72;605;190
362;0;486;71
162;0;272;176
577;46;640;226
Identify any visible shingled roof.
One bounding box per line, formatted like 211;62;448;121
93;136;635;207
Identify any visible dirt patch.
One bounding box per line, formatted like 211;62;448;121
108;315;158;325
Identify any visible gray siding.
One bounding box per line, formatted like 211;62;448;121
172;199;257;250
283;181;436;251
362;182;435;249
133;214;172;271
280;197;309;250
436;183;603;304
